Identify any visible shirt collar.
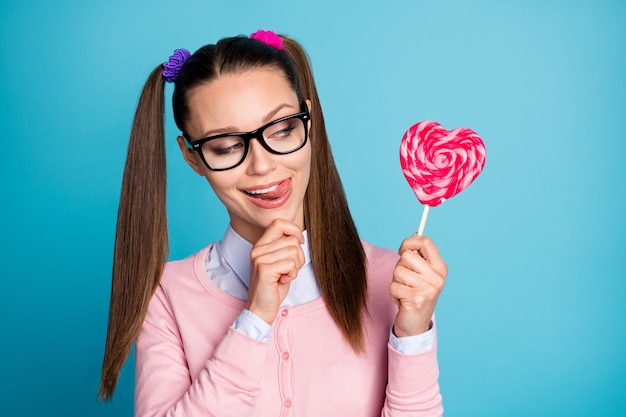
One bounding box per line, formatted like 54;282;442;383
218;224;312;288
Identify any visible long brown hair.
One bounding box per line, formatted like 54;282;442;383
99;34;366;401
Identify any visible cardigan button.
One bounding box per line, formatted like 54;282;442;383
284;399;292;408
281;309;289;317
282;351;290;360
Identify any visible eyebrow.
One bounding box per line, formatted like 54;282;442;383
200;103;297;138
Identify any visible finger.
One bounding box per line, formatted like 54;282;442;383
253;235;305;277
416;236;447;277
389;281;402;303
254;265;303;290
252;234;304;259
256;219;304;246
276;256;302;281
389;280;417;304
389;279;441;312
396;250;431;276
392;265;444;298
399;235;447;278
252;239;305;269
392;264;429;287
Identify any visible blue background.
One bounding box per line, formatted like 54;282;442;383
1;0;625;416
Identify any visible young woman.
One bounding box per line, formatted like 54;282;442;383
99;30;447;416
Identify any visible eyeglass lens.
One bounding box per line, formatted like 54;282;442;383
201;114;307;170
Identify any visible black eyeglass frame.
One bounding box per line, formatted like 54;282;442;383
184;109;311;171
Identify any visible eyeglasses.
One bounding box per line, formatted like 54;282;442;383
185;109;311;171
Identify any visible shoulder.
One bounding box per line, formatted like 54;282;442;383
361;240;399;274
361;240;398;292
361;240;398;323
159;244;214;293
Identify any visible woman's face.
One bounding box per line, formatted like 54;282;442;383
177;68;311;243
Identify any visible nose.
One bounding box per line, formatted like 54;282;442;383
245;137;275;175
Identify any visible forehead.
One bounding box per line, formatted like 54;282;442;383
185;68;299;134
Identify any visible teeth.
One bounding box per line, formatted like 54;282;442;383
247;184;279;195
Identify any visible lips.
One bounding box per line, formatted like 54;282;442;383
242;179;293;208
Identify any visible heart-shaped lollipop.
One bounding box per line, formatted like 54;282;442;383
400;121;486;234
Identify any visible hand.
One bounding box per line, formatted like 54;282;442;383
390;235;447;337
247;219;305;325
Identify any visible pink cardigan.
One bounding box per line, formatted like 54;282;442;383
135;241;443;416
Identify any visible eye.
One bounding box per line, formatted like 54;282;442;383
205;137;245;155
266;120;296;140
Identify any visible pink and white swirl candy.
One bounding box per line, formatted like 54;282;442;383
400;121;486;207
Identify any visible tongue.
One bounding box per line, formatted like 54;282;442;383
251;180;288;200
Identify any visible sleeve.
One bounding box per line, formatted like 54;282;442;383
381;318;443;417
232;309;272;342
388;321;435;354
134;285;269;417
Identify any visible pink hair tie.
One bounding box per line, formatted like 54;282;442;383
250;29;284;50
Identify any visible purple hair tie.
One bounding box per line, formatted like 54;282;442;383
163;48;191;83
250;29;284;50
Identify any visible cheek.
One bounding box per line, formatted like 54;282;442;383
295;148;312;190
205;173;237;200
304;145;313;175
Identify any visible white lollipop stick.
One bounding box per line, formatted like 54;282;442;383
417;205;430;236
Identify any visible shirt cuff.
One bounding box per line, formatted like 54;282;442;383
389;321;435;354
232;309;272;342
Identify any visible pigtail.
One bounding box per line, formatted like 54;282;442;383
282;37;368;353
98;66;169;400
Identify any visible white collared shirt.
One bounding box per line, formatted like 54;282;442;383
206;225;434;353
